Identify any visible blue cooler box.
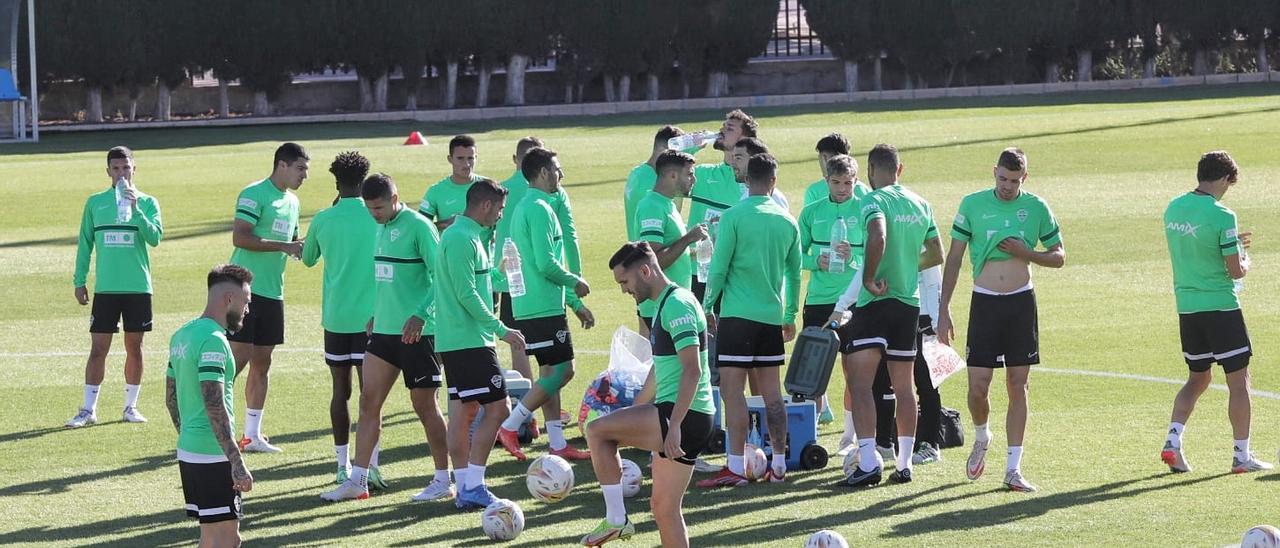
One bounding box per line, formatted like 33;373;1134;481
745;395;829;470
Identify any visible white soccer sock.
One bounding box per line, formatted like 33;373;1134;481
546;420;567;451
123;384;141;409
857;438;878;472
83;384;101;412
1234;439;1250;461
465;464;487;490
245;408;263;440
1007;446;1024;472
370;441;381;468
897;436;915;470
727;453;745;476
351;465;369;487
843;411;855;439
453;467;471;489
335;445;350;470
771;452;786;475
974;423;991;443
1166;422;1185;448
502;402;532;431
602;484;628;526
434;469;450;483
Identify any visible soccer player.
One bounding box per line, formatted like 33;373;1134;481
68;146;163;427
802;133;852;207
164;264;254;548
1157;151;1271;474
688;110;757;303
631;150;706;329
835;144;943;487
435;179;526;510
625;126;685;241
697;153;801;488
322;174;453;502
420;134;487;232
228;142;308;453
798;154;866;453
581;242;715;548
496;147;597;462
300;151;378;484
935;148;1065;492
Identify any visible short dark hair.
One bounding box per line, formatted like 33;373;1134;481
654;150;696;176
826;154;858;178
273;142;309;168
747;153;778;185
515;136;544;160
654;125;684;148
207;263;252;289
608;241;657;270
106;146;133;164
726;109;758;137
997;147;1027;172
735;137;769;157
815;133;850;156
449;135;477;155
1197;151;1238;183
520;147;558;181
360;173;396;201
330;151;370;189
466;178;508;208
867;143;900;173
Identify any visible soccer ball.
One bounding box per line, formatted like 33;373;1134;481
620;458;643;497
743;443;768;480
526;455;575;503
805;529;849;548
481;499;525;541
1242;525;1280;548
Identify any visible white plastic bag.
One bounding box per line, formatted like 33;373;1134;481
609;325;652;389
920;335;965;388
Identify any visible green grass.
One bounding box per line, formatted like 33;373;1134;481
3;84;1280;546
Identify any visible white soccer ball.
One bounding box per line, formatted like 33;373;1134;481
1242;525;1280;548
743;443;768;480
805;529;850;548
526;454;574;503
481;499;525;541
620;458;643;497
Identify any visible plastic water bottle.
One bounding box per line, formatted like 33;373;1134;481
827;217;847;273
667;130;717;151
696;238;713;283
114;178;132;223
503;238;525;297
1235;245;1248;294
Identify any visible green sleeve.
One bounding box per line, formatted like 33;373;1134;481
234;188;262;225
418;188;436;220
798;207;819;271
301;217;321;267
784;222;802;324
665;301;700;352
1220;211;1240;257
636;199;665;244
166;360;175;379
195;339;230;382
414;226;437;320
925;208;939;240
860;195;884;225
135;196;163;247
74;199;93;288
554;191;582;275
530;205;581;288
565;288;584;312
445;240;508;337
951;198;972;242
1038;201;1062;248
803;181;827;208
703;213;734;311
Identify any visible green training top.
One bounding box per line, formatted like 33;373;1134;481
650;284;715;415
798;185;869;305
634;191;693;318
166;317;236;460
688;163;742;240
230;179;300;300
435;215;509;352
510;188;584;320
624;163;658;240
74;187;163;294
803;178;829;207
418;173;486;222
856;184;939;308
301;197;376;333
492;171;581;292
703;195;802;325
950;189;1062;279
1164;191;1241;314
372;207;440;336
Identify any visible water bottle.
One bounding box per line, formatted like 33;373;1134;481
114;178;132;223
1234;245;1248;294
503;238;525;297
667;130;717;151
828;217;847;273
696;237;713;283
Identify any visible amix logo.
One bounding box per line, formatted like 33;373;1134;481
893;214;929;227
1166;221;1200;238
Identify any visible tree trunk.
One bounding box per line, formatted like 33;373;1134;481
681;76;690;99
1045;60;1060;83
444;60;459;108
1143;56;1157;78
218;78;230;118
85;87;104;123
843;60;859;93
252;91;269;116
128;97;138;121
944;62;959;88
1076;49;1093;81
374;73;389;111
576;83;585;103
1257;41;1270;73
155;82;172;121
358;76;374;111
1192;47;1210;76
564;82;574;103
646;73;660;100
505;53;529;105
603;74;617;102
619;74;632;102
873;55;883;91
706;71;729;97
904;72;915;90
475;60;491;107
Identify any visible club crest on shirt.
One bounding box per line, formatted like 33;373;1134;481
389;229;401;242
1017;209;1028;223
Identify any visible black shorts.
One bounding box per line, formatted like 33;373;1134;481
1179;309;1252;374
802;303;857;341
324;330;366;367
499;292;516;327
842;298;919;360
441;347;507;404
89;293;153;333
656;402;714;466
716;317;785;369
366;334;442;389
179;460;243;524
514;315;575;366
966;289;1039;368
226;295;284;346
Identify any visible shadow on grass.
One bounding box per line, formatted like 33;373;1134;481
0;215;314;250
0;452;170;496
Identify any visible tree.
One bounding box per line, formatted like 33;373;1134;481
219;0;305;115
51;0;142;122
634;0;680;100
1158;0;1237;75
803;0;882;93
1230;0;1279;72
698;0;778;97
141;0;200;120
886;0;977;88
499;3;556;105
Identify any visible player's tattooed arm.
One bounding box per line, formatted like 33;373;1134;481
201;380;253;491
165;376;180;433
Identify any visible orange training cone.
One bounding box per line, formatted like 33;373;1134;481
403;131;427;146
